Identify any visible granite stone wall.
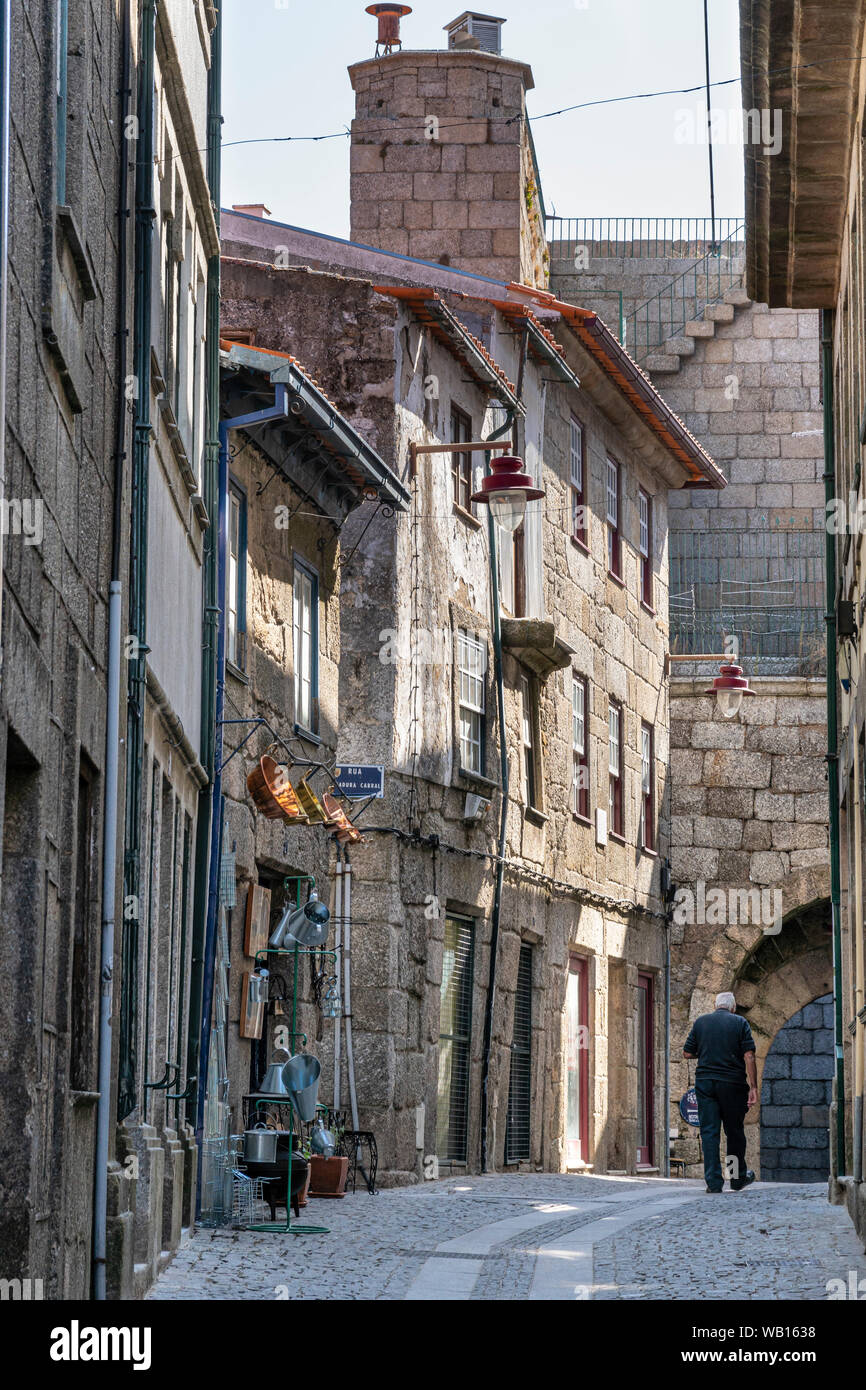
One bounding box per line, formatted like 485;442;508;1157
760;993;833;1183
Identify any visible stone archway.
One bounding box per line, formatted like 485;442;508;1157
759;992;834;1183
730;896;832;1178
671;868;832;1178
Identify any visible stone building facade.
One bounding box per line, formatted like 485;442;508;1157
735;0;866;1245
220;13;726;1181
0;0;130;1301
348;46;547;288
760;993;834;1185
549;199;830;1188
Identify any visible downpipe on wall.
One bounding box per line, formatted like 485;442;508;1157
195;387;289;1204
821;308;847;1179
0;0;10;688
186;3;222;1141
92;0;132;1300
479;409;516;1174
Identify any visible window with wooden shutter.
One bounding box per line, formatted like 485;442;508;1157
437;916;475;1165
505;944;533;1163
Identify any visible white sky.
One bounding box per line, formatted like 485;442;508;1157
221;0;745;237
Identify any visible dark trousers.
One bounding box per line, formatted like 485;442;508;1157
695;1077;749;1189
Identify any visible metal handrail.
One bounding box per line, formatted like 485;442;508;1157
545;216;744;259
623;223;746;361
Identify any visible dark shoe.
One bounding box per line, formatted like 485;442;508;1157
705;1185;723;1193
730;1170;755;1191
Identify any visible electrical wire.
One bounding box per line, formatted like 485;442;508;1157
150;52;866;167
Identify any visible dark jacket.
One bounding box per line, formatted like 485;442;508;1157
684;1009;756;1083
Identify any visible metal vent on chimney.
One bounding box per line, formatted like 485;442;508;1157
444;12;506;55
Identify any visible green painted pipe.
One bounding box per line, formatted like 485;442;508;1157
186;4;223;1137
117;0;157;1122
479;408;516;1174
821;308;846;1178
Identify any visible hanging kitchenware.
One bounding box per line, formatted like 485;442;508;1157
296;778;328;825
243;1122;279;1164
247;754;309;824
322;980;341;1019
309;1117;336;1157
271;889;331;950
321;792;364;844
254;1047;294;1100
283;1053;322;1122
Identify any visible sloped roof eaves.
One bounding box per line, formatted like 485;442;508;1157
566;310;725;489
219;340;410;509
373;286;522;408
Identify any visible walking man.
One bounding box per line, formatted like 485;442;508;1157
683;992;758;1193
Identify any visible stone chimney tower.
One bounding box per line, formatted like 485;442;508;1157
348;12;548;287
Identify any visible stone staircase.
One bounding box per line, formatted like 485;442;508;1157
642;285;752;377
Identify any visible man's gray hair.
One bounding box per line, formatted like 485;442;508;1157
715;991;736;1011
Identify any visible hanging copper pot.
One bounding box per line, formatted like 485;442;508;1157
247;755;309;824
322;792;364;844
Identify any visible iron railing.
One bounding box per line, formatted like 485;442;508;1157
623;223;746;361
545;216;744;260
669;528;826;676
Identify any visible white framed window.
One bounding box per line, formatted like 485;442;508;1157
570;417;586;545
227;485;246;669
639;487;653;608
520;673;538;808
293;561;318;733
606;457;621;577
572;675;589;819
608;700;623;837
457;628;486;774
641;722;655;852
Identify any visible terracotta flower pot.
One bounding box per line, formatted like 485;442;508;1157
309;1154;349;1198
297;1167;312;1208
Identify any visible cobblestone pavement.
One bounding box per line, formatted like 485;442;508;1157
147;1174;866;1301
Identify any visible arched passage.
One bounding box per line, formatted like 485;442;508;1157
730;896;832;1178
759;992;834;1182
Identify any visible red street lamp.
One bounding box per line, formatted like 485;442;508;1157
705;660;756;720
471;454;545;534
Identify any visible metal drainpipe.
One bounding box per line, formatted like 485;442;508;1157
194;388;289;1206
186;0;222;1157
479;408;516;1174
92;0;132;1301
0;0;9;689
117;0;157;1122
821;308;846;1178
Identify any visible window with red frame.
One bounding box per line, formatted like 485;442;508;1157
608;699;623;838
572;674;589;820
606;457;621;578
450;404;473;513
570;417;586;547
641;721;655;852
639;488;653;609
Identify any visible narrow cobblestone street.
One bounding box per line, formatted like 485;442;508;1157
147;1175;866;1302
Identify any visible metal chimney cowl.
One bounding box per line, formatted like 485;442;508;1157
365;3;412;57
444;12;506;56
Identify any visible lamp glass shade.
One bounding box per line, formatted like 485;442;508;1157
488;491;526;533
717;687;744;719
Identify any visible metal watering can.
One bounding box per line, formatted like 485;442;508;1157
282;1053;321;1122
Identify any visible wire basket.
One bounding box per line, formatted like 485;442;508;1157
230;1169;272;1228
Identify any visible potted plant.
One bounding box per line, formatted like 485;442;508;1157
308;1119;349;1198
